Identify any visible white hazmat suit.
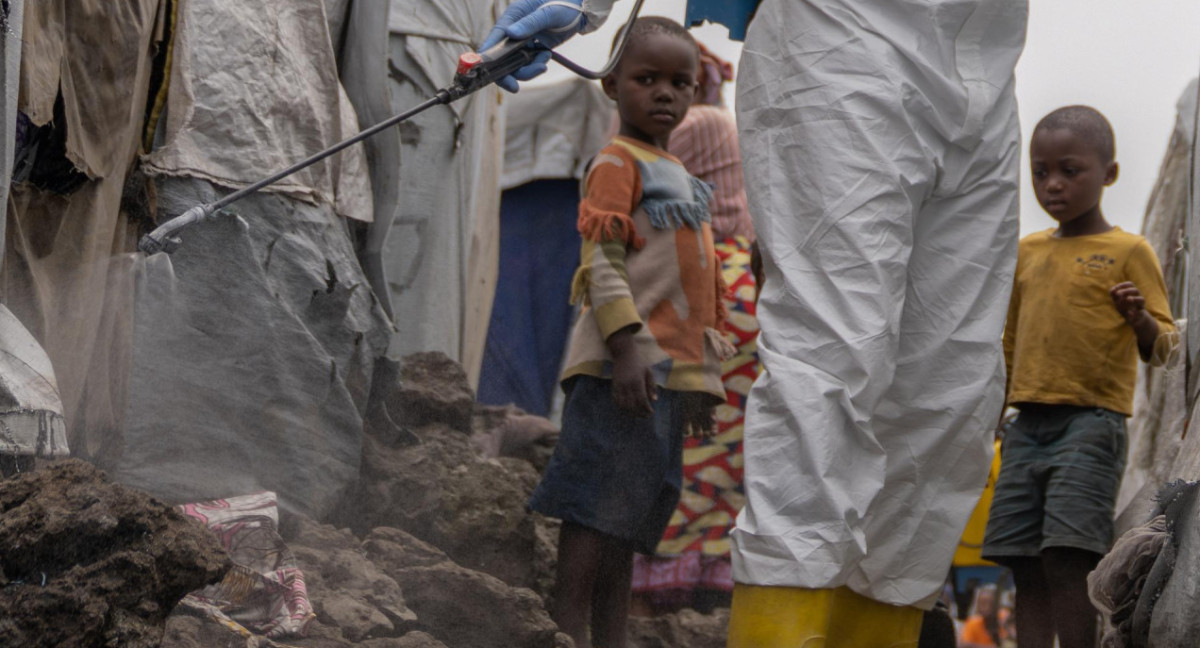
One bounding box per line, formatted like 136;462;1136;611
734;0;1027;610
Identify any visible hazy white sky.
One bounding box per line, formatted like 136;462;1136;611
540;1;1200;235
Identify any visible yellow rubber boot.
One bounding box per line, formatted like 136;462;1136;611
727;584;923;648
727;584;834;648
828;587;923;648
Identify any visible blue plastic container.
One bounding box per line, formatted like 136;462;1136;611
684;0;759;41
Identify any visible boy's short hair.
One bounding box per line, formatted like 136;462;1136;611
1034;105;1116;164
611;16;699;64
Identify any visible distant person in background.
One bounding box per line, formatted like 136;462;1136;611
629;43;759;615
958;585;1009;648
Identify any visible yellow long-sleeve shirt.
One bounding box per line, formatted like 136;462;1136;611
1004;228;1177;415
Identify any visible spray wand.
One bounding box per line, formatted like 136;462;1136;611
138;0;645;255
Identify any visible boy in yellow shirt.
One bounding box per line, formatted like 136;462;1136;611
982;106;1177;648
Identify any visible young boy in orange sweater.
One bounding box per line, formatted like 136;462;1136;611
526;17;728;648
982;106;1177;648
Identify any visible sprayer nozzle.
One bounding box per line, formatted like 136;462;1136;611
138;232;182;255
137;204;215;255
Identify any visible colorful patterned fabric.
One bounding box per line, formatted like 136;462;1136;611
178;492;316;638
632;236;759;597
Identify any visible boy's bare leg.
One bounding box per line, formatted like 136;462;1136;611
590;538;634;648
552;522;607;648
1008;557;1055;648
1043;547;1101;648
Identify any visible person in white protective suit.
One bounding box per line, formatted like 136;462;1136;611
483;1;1029;644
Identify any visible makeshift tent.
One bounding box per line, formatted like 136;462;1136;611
121;0;391;519
382;0;506;388
477;78;612;415
1116;79;1196;532
1110;76;1200;645
7;0;397;519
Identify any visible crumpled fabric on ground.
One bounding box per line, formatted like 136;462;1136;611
1088;514;1168;648
179;492;316;639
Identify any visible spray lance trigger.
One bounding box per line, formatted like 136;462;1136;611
442;38;547;102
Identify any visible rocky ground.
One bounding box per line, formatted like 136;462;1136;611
0;352;729;647
0;461;229;648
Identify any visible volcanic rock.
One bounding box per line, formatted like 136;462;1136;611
0;460;229;648
626;608;730;648
362;527;568;648
348;422;556;595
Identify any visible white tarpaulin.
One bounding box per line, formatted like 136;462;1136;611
501;77;613;190
105;0;391;518
337;0;402;317
1115;80;1195;532
383;0;505;387
0;303;68;458
142;0;372;223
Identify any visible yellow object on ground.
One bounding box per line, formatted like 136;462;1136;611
727;584;922;648
953;440;1003;567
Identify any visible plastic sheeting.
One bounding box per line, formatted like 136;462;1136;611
1115;80;1195;532
0;303;68;459
383;0;505;387
112;176;391;519
336;0;402;318
501;78;613;190
112;1;391;519
5;0;392;519
140;0;375;228
142;0;343;207
0;0;21;234
0;2;67;460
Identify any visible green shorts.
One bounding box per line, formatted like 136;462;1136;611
982;405;1127;561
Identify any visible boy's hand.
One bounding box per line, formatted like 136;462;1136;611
1110;281;1150;325
1111;281;1160;361
607;327;656;417
681;393;717;438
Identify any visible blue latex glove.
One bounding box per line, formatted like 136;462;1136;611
479;0;586;92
